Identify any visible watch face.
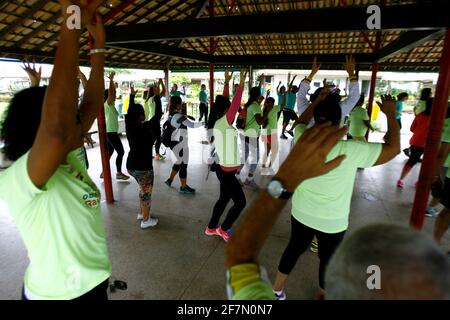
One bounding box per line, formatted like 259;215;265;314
268;180;284;198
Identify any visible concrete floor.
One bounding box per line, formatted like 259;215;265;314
1;113;449;300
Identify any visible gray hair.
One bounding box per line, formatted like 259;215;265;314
325;223;450;300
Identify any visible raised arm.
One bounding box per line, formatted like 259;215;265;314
78;16;106;134
159;78;166;97
373;95;401;166
226;70;246;125
288;75;297;92
106;71;115;106
225;123;347;268
28;0;102;188
223;70;233;98
152;82;163;121
339;56;360;117
276;81;281;93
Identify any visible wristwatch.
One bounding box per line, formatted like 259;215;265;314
267;179;293;199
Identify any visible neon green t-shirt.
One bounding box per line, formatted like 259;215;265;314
104;101;119;133
415;100;426;115
229;264;275;300
292;124;382;233
243;102;262;138
214;116;240;168
262;105;281;136
442;117;450;177
349;106;370;138
144;97;156;121
0;151;111;299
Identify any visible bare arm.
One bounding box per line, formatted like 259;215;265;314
374;95;401;166
159;79;166;97
226;70;246;125
106;74;115;106
78;15;106;134
225;123;347;268
28;0;102;188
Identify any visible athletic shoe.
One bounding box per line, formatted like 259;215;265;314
204;227;217;236
164;179;173;188
116;172;130;180
396;179;404;188
309;238;318;253
273;290;286;300
217;227;231;242
137;213;143;220
244;178;259;190
179;185;196;195
140;217;159;229
403;148;410;157
287;130;294;137
425;207;439;218
280;134;288;140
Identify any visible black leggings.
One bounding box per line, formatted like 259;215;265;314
22;279;109;300
278;217;346;289
199;103;208;123
172;147;188;179
208;167;246;231
107;132;125;172
154;127;162;155
406;145;424;168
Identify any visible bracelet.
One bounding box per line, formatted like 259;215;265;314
89;48;106;55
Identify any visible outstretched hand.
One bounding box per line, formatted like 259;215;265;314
22;60;42;87
224;70;233;84
130;83;138;95
277;123;347;191
239;69;248;87
377;94;397;117
344;55;356;77
310;57;321;77
107;71;115;81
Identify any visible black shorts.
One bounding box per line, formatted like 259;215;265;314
441;177;450;209
283;109;298;124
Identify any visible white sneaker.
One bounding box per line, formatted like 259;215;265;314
137;213;143;220
140;217;159;229
244;178;259;190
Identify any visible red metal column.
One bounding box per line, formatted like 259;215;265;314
91;0;135;203
411;28;450;229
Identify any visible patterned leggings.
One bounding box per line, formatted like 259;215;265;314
128;170;154;208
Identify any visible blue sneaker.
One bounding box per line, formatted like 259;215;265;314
179;185;196;195
425;207;438;218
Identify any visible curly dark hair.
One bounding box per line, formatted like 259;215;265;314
1;86;47;161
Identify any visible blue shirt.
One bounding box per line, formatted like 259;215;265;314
277;92;284;106
396;101;403;120
285;92;296;110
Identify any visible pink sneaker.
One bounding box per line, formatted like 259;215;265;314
217;227;231;242
397;179;404;188
204;227;217;236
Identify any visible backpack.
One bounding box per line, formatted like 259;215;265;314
161;115;185;149
235;107;247;130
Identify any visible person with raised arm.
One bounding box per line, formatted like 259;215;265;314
0;0;112;300
103;71;129;181
272;92;400;300
204;70;248;242
297;56;360;128
126;82;163;229
280;75;298;139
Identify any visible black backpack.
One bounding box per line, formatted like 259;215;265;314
161;117;176;149
161;115;186;149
